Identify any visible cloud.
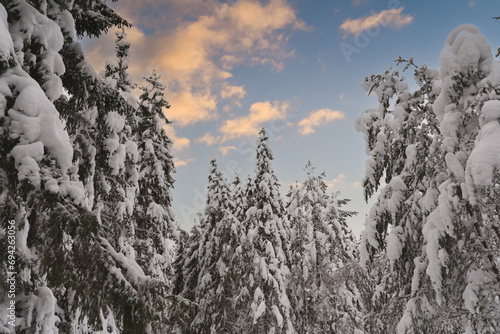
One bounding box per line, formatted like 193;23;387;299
326;173;346;188
339;92;345;100
220;83;246;100
84;0;306;128
317;55;327;73
219;100;290;141
468;0;475;7
173;157;196;167
325;173;362;189
339;7;413;38
298;108;346;135
168;90;218;127
351;0;368;5
163;124;190;152
196;132;221;146
219;146;237;156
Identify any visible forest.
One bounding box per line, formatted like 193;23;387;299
0;1;499;333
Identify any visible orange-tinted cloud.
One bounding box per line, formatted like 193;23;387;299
219;145;237;156
84;0;306;128
325;173;361;189
298;108;345;135
168;90;218;127
195;132;221;146
340;7;413;38
163;124;190;152
219;100;290;141
220;83;246;100
173;157;196;167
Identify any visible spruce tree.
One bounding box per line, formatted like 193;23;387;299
0;1;185;332
135;70;177;282
286;162;363;333
233;128;294;333
192;159;240;333
357;25;500;333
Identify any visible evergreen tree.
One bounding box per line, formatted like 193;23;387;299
135;70;177;282
233;128;294;333
357;25;500;333
356;56;443;333
192;159;239;333
0;1;187;332
286;162;363;333
104;28;134;93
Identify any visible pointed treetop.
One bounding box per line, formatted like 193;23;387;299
139;70;171;123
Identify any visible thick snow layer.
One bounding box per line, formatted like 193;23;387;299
272;304;283;328
387;226;403;265
465;100;500;203
479;99;500;127
10;1;65;101
434;25;492;122
0;5;14;65
35;286;59;334
462;269;487;314
6;72;73;172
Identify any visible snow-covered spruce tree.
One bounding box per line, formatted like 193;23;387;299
1;1;187;332
357;25;500;333
355;56;443;333
191;159;240;333
285;161;364;333
232;127;294;333
135;70;177;283
0;3;91;332
179;223;202;303
104;28;134;94
412;25;500;333
173;223;203;334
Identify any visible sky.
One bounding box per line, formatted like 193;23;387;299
82;0;500;236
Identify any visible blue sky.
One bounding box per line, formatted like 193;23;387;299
84;0;500;235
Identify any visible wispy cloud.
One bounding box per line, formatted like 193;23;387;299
326;173;346;188
317;55;327;73
339;7;413;38
351;0;368;6
173;157;196;167
325;173;362;189
219;146;237;156
196;132;221;146
220;83;246;100
219;100;291;141
297;108;345;135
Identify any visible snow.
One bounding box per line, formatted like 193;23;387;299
271;304;283;328
0;5;14;66
387;226;403;264
106;111;126;132
387;177;407;215
6;72;73;172
10;1;66;101
422;208;444;305
100;237;147;285
10;142;44;185
445;152;465;181
35;286;59;334
465;101;500;200
435;24;493;122
462;269;487;314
